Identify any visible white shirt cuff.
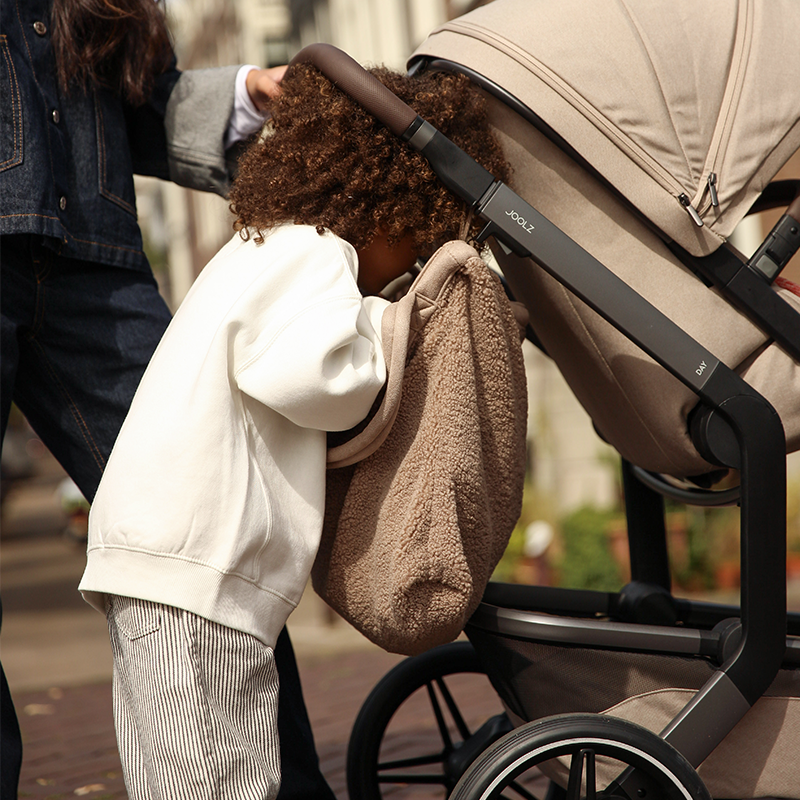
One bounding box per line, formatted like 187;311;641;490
225;65;269;149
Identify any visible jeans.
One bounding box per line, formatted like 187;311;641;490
0;235;335;800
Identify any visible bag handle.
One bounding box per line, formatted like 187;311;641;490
327;240;479;468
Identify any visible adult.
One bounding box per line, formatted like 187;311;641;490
0;2;335;799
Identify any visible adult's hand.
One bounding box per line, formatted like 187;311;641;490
245;65;287;112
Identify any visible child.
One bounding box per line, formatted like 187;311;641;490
79;61;510;799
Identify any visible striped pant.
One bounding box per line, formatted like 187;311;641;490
106;596;281;800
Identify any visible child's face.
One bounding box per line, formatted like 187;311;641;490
356;234;419;296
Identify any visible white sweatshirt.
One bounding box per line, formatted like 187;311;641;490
79;225;388;647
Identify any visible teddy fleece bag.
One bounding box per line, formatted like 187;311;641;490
312;239;528;656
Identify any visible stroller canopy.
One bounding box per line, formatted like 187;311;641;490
412;0;800;256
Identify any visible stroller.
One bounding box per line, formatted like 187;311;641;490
291;0;800;796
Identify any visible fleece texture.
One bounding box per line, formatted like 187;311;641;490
313;240;528;655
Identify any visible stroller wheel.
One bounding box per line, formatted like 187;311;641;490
449;713;711;800
347;641;559;799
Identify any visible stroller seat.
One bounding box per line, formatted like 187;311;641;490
483;99;800;477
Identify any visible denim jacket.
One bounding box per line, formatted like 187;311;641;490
1;0;239;270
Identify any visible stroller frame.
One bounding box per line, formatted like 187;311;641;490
287;42;800;797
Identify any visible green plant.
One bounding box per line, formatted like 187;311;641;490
555;505;622;592
788;473;800;555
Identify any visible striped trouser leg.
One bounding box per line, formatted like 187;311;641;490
106;595;281;800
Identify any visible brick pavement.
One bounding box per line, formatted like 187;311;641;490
15;645;518;800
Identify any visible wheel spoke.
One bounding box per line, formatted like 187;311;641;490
567;748;597;800
377;752;445;771
377;773;450;786
566;750;583;799
426;680;455;750
435;675;473;740
584;749;596;800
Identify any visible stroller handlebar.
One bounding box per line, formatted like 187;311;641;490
288;43;418;138
287;43;498;209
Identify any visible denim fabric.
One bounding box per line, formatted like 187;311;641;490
0;233;171;798
0;0;179;271
274;627;337;800
0;621;21;800
0;235;172;497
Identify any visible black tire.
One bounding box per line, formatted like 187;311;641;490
450;713;712;800
347;641;553;800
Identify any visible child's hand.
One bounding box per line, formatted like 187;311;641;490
245;65;287;112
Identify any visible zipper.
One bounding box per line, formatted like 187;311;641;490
707;172;719;207
439;1;752;235
679;194;704;227
691;173;720;223
689;0;753;222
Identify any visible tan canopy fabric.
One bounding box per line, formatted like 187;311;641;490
411;0;800;475
412;0;800;256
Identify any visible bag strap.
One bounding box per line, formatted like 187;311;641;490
327;239;480;468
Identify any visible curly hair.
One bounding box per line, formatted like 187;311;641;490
229;62;510;256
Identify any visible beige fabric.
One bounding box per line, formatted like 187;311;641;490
487;98;800;476
326;239;471;469
412;0;800;256
314;241;528;655
410;0;800;474
610;690;800;799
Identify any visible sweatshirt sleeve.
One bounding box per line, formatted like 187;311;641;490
234;263;389;432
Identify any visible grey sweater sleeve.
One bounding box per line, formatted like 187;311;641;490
165;65;241;197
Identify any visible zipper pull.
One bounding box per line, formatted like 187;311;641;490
679;193;704;227
707;172;719;207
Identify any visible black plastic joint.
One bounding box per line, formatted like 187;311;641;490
418;132;495;207
747;213;800;282
689;403;741;469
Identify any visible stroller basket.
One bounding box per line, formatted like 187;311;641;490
466;591;800;798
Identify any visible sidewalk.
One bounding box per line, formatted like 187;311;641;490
1;453;502;799
11;648;410;799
